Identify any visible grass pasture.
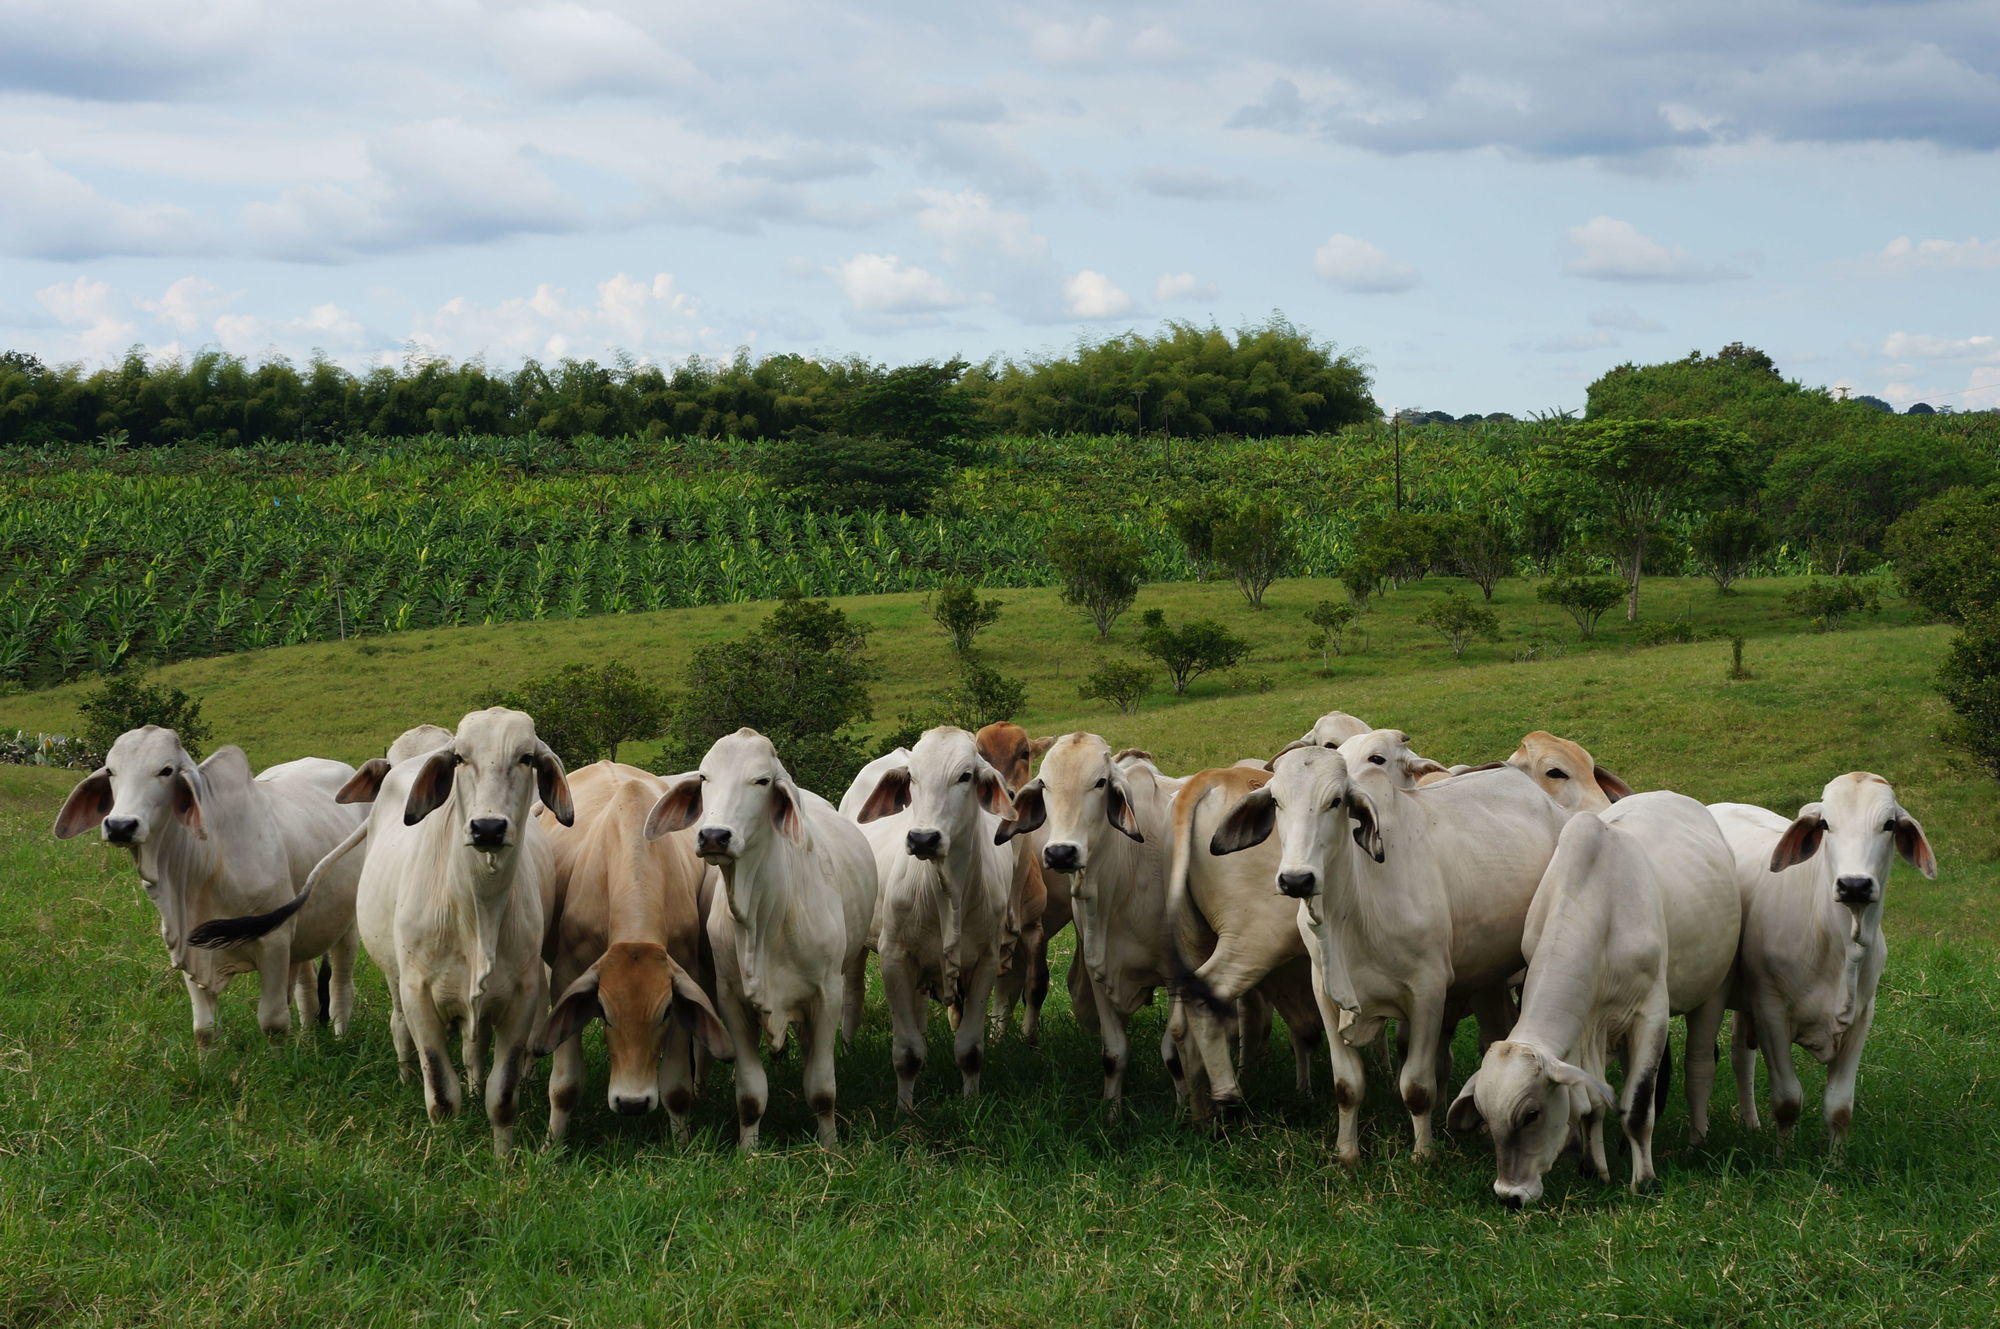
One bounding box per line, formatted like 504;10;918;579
1;576;1996;1326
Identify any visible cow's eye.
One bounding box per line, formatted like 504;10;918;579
156;767;172;778
1546;767;1569;780
1521;1106;1541;1125
752;777;771;787
1094;778;1106;789
106;769;117;778
1368;754;1386;765
1820;822;1833;833
957;771;972;783
1882;818;1897;833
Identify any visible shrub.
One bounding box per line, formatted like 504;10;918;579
1304;599;1361;671
1937;610;2000;779
0;731;94;768
760;428;951;513
76;671;212;765
1046;521;1146;639
1536;572;1626;641
1726;635;1752;680
483;660;670;768
1165;491;1237;582
880;662;1029;750
1339;549;1389;609
1078;659;1153;715
1783;578;1882;632
1886;485;2000;624
1135;608;1251;694
927;579;1003;657
1354;511;1454;588
653;592;875;794
1692;508;1772;593
1635;616;1704;646
1447;516;1516;601
1211;502;1297;609
1417;590;1501;658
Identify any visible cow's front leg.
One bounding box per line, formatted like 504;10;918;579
183;973;220;1050
1822;998;1876;1160
486;995;538;1158
1623;1021;1669;1190
1730;1009;1760;1129
882;953;928;1115
1752;996;1804;1155
402;984;461;1123
658;1019;698;1144
1398;992;1448;1160
1683;986;1730;1148
1089;974;1131;1123
805;981;843;1148
955;955;1000;1099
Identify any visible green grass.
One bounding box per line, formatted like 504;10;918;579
2;575;1996;1326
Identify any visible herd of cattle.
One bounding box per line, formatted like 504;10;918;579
51;707;1937;1208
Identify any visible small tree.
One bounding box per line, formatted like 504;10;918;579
77;671;212;765
1886;485;2000;624
1135;608;1250;695
1079;659;1153;715
1418;590;1501;658
1212;502;1297;609
1537;572;1626;641
1783;578;1881;632
1046;521;1147;638
1304;599;1361;671
484;660;670;768
1165;491;1237;581
1692;508;1772;593
1340;548;1389;610
882;662;1029;750
1447;516;1517;601
761;429;951;513
927;579;1003;657
1937;610;2000;779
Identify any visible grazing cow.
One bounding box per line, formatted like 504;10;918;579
1212;749;1566;1162
1709;773;1937;1154
1507;731;1634;814
1297;711;1374;749
534;763;733;1143
54;725;366;1046
645;728;877;1149
996;732;1178;1120
978;723;1079;1044
853;727;1019;1111
1446;792;1740;1206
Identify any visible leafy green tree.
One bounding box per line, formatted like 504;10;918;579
1783;578;1882;632
1046;521;1146;638
1885;485;2000;624
1165;491;1237;581
760;429;951;513
1134;608;1250;694
1764;432;1992;574
653;592;875;794
927;579;1003;657
77;671;212;765
1418;590;1501;658
1537;571;1626;641
881;662;1029;750
1937;610;2000;779
1078;659;1152;715
1692;508;1772;592
1536;417;1750;620
484;660;669;767
837;358;984;449
1212;501;1296;609
1304;599;1361;671
1446;515;1516;601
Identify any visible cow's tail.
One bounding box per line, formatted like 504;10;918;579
189;822;367;948
1166;783;1229;1019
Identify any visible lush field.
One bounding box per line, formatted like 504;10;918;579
1;579;1995;1326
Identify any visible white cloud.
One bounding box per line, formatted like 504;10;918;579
1312;233;1419;293
1858;236;2000;276
35;277;139;363
912;189;1051;266
490;3;694;96
1879;331;2000;364
827;254;965;315
413;272;708;363
0;150;206;261
1562;217;1741;283
1155;272;1219;302
141;277;232;335
1063;270;1133;319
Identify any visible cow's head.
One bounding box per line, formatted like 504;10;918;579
1212;743;1381;899
974;721;1052;794
995;732;1143;876
54;725;203;847
1336;728;1449;789
402;707;572;852
646;728;803;871
1770;771;1936;907
858;726;1014;862
1507;731;1633;814
535;942;733;1112
1446;1040;1616;1210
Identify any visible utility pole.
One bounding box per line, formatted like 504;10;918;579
1393;411;1404;512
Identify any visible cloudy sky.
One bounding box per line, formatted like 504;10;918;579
4;0;1997;414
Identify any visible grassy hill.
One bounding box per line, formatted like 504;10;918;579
2;574;1995;1326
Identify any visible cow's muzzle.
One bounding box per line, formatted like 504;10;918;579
1835;875;1878;905
906;829;944;860
1042;842;1080;873
1277;869;1317;899
102;817;141;845
696;826;734;858
468;817;509;848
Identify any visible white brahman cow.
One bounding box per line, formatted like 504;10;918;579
1506;731;1635;814
534;762;733;1143
852;727;1018;1111
1212;746;1566;1163
1710;773;1937;1155
645;728;877;1149
1446;791;1740;1207
55;725;366;1047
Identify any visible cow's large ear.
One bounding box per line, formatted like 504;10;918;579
994;778;1046;845
856;764;911;824
768;771;805;842
1263;739;1313;771
1347;788;1384;863
530;740;574;826
52;769;114;840
973;760;1017;820
403;749;460;826
1105;767;1145;843
670;968;735;1061
1892;811;1938;880
1543;1054;1616;1112
1402;755;1450;783
1027;735;1057;758
533;966;603;1055
1593;764;1635;802
171;770;205;837
1446;1073;1485;1132
337;758;392;804
644;775;704;840
1210;786;1275;856
1770;805;1826;872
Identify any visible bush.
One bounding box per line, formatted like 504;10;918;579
653;592;875;794
1165;491;1237;582
1046;521;1146;639
1692;508;1772;593
1339;549;1389;609
1078;659;1153;715
1726;635;1752;680
927;579;1003;657
1783;578;1882;632
1135;608;1251;694
1304;599;1361;671
1536;571;1626;641
483;660;669;768
1635;616;1706;646
1354;511;1454;588
880;662;1029;750
76;671;212;765
0;731;94;768
760;429;951;513
1886;485;2000;624
1937;610;2000;779
1211;502;1297;609
1417;590;1501;658
1447;516;1516;601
